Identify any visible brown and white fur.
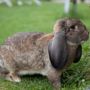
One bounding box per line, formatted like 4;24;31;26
0;18;89;90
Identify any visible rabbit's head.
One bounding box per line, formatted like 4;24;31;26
53;18;89;45
48;18;89;70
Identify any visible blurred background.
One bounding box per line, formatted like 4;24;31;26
0;0;90;90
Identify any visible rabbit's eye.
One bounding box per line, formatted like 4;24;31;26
70;25;75;29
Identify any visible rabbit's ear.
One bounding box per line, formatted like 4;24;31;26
48;31;68;70
74;45;82;63
53;19;66;34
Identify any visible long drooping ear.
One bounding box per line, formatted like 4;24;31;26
74;45;82;63
53;19;66;34
48;31;68;70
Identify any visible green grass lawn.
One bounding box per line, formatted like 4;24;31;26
0;2;90;90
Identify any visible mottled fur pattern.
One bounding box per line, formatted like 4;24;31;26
0;18;89;90
0;32;56;81
0;32;52;73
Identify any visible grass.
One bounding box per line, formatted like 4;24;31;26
0;2;90;90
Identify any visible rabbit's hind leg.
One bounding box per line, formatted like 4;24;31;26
6;72;21;83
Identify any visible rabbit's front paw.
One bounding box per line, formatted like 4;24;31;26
6;72;21;83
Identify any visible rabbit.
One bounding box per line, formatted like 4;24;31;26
0;18;89;90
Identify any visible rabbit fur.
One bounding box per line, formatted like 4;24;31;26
0;18;89;90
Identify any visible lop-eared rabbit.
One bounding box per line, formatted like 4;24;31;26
0;18;89;90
